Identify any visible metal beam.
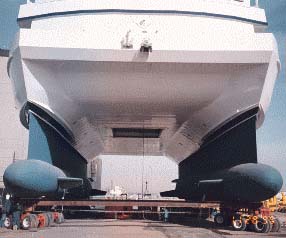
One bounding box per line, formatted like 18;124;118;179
36;199;220;208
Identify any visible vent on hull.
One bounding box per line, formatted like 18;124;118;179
112;128;162;138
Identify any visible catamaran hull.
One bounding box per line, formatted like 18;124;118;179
4;0;282;201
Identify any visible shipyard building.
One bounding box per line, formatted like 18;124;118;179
0;54;28;190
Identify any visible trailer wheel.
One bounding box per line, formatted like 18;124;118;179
55;212;64;224
271;218;281;232
265;220;272;233
253;218;269;233
30;214;39;229
21;215;31;230
232;218;247;231
43;213;50;227
55;213;61;224
47;212;54;226
214;213;225;226
38;213;49;227
59;213;64;224
54;212;60;224
4;217;11;228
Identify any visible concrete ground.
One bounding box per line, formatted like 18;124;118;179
0;218;286;238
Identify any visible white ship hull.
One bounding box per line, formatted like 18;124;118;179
9;0;280;163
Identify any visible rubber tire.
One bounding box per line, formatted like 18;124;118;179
271;218;281;232
55;213;64;224
59;213;64;224
47;212;54;226
55;212;64;224
4;217;11;228
30;214;39;229
214;213;225;226
232;218;247;231
54;212;61;224
21;215;31;230
43;213;50;227
46;213;52;227
265;220;272;233
253;218;269;233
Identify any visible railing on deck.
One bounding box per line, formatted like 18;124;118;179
28;0;259;7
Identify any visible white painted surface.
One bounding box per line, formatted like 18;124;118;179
19;0;262;23
8;0;280;164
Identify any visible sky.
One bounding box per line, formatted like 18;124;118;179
0;0;286;194
256;0;286;190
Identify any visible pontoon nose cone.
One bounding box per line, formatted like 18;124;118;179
3;160;66;197
224;163;283;202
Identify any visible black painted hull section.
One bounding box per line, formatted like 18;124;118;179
4;109;105;199
162;110;283;202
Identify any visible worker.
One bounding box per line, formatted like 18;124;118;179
0;194;11;228
211;208;218;218
163;208;169;222
11;198;22;230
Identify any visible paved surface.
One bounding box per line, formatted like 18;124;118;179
0;218;286;238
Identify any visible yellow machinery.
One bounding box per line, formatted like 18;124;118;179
280;192;286;207
264;196;278;212
264;192;286;211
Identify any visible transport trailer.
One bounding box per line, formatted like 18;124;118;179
1;199;282;233
2;198;65;230
214;202;282;233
